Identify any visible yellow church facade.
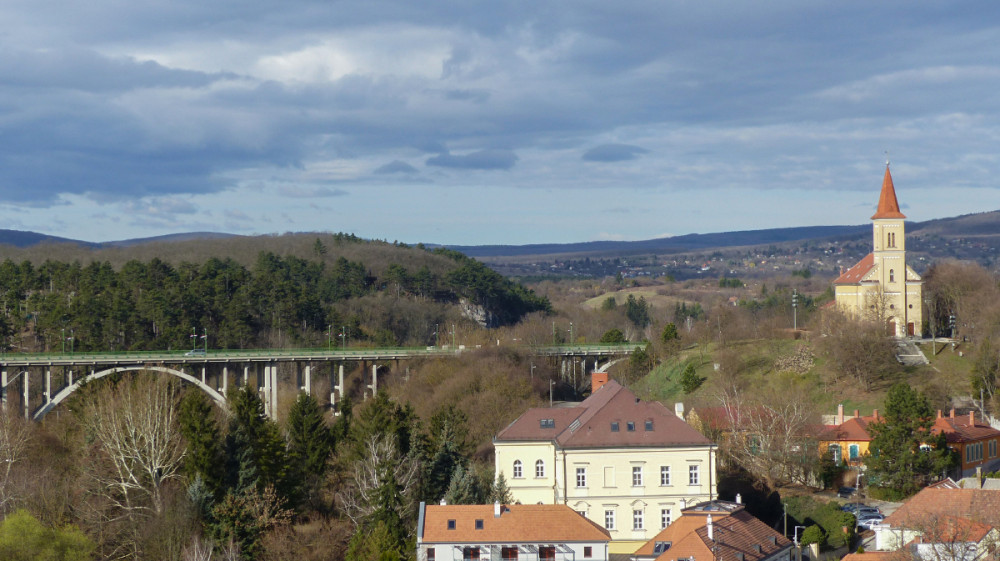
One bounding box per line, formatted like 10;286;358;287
833;165;923;337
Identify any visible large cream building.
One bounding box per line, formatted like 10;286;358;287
834;164;923;336
493;377;717;554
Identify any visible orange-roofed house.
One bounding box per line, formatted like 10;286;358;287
416;502;611;561
817;404;880;471
833;164;923;337
631;500;793;561
494;376;718;553
873;486;1000;558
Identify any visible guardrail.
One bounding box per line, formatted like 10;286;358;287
0;343;638;366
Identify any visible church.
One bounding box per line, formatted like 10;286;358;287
833;164;923;337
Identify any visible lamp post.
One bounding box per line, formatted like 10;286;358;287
327;325;332;350
925;297;935;354
435;323;439;348
568;322;574;345
69;329;74;354
549;379;555;407
451;324;456;349
793;525;806;560
190;327;197;352
202;328;208;353
61;328;65;353
531;363;536;382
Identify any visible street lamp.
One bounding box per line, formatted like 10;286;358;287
327;325;332;350
190;327;197;352
793;525;806;548
549;379;555;407
568;322;574;345
202;328;208;353
531;363;536;382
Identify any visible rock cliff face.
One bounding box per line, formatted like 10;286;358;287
459;298;495;328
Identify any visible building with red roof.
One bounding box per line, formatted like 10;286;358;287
873;486;1000;558
494;375;718;554
416;502;611;560
631;500;792;561
833;164;923;337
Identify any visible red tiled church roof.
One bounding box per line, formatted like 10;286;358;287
833;253;875;285
871;165;906;220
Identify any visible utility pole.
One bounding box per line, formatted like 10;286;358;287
792;289;798;330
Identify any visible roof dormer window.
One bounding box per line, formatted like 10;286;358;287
611;422;619;432
627;422;636;432
540;418;555;429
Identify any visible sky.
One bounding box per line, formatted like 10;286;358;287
4;1;1000;246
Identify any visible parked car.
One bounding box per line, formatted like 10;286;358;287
841;502;866;513
184;348;207;356
856;507;881;517
857;513;885;530
837;486;857;498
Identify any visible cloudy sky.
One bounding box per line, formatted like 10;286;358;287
4;1;1000;245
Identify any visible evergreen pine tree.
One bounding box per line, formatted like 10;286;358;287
178;391;224;493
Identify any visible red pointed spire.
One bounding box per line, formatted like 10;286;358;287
871;164;906;219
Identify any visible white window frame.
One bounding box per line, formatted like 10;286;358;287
576;467;587;488
513;460;522;479
633;509;644;530
535;459;545;478
605;509;615;530
688;465;700;485
632;466;643;487
660;465;670;486
661;508;671;529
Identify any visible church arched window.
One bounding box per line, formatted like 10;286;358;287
889;269;895;283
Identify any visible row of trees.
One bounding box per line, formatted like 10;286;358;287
0;245;550;353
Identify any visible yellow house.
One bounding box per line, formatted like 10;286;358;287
817;405;879;469
834;164;923;337
494;376;718;554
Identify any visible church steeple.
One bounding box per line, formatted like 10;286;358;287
871;164;906;220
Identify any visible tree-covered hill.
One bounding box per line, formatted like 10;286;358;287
0;234;550;352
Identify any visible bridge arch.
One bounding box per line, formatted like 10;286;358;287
33;365;228;421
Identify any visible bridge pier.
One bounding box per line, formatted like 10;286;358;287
303;365;311;395
243;365;249;387
23;370;29;420
45;369;51;404
367;364;378;397
1;369;6;411
222;366;228;395
269;363;278;421
330;364;344;415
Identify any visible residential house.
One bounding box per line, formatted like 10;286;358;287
631;500;793;561
873;486;1000;560
833;163;923;337
415;502;611;561
494;375;718;554
818;405;1000;479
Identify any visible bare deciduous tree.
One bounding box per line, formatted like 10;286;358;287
337;433;418;528
0;409;29;514
713;381;818;489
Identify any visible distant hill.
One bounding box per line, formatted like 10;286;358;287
0;229;98;248
100;232;241;248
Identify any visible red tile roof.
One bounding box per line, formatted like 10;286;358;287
634;502;791;561
883;487;1000;528
930;412;1000;444
818;416;875;442
842;552;896;561
833;253;875;285
871;165;906;220
419;503;611;543
495;380;712;449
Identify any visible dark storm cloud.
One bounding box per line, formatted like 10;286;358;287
425;150;519;170
582;144;649;162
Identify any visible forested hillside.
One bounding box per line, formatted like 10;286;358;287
0;234;550;353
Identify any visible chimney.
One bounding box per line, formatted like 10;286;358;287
873;409;879;420
440;499;447;505
494;501;501;518
592;372;609;394
736;493;742;504
675;402;686;420
950;408;956;419
707;515;714;541
937;410;942;419
970;411;976;426
837;404;844;425
853;409;860;419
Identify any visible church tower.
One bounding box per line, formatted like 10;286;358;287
834;164;923;336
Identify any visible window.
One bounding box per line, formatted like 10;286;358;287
427;547;436;561
661;508;671;529
501;546;518;560
447;519;456;530
828;443;842;465
539;546;556;560
633;509;644;530
584;546;593;558
849;444;860;460
991;440;997;458
660;466;671;486
632;466;643;486
463;547;480;560
539;418;555;428
688;465;699;485
611;422;619;432
513;460;522;479
645;420;654;431
535;459;545;478
576;467;587;488
475;519;483;530
889;269;895;283
605;509;615;530
627;421;636;432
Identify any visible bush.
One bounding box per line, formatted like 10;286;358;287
800;525;824;547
